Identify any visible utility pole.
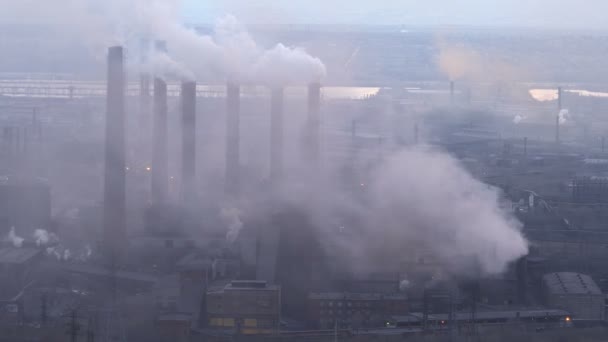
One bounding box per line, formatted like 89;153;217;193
422;289;429;332
40;292;47;326
66;309;80;342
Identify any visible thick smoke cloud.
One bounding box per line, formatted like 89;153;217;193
365;147;528;275
3;0;325;83
270;146;528;277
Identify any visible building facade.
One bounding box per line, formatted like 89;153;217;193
307;292;407;329
206;280;280;335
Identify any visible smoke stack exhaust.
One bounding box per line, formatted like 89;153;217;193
450;81;455;104
307;83;321;166
152;78;169;203
181;81;197;202
556;86;562;144
225;83;240;196
103;46;127;261
555;114;560;144
270;87;284;183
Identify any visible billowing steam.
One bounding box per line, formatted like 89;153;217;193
33;229;58;247
513;114;526;124
10;0;326;83
220;207;244;243
559;109;570;125
287;146;528;277
4;227;24;248
252;43;327;86
436;38;530;84
363;147;528;274
138;51;195;81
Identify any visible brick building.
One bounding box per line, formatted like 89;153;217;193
206;280;280;335
307;292;407;328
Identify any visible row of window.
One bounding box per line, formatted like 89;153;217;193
320;310;372;317
320;301;372;308
209;318;277;328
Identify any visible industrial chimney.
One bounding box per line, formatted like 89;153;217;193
225;83;240;196
555;115;560;145
270;87;284;183
450;81;455;104
152;78;169;203
307;83;321;166
103;46;127;261
556;87;562;144
181;81;197;203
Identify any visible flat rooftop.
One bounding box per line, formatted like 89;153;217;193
543;272;602;295
0;247;41;264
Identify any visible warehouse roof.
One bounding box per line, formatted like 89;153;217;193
309;292;407;301
0;247;41;264
543;272;602;295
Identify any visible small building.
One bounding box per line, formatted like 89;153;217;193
206;280;280;335
542;272;604;321
307;292;408;329
156;313;192;342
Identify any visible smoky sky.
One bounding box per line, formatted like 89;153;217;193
182;0;608;29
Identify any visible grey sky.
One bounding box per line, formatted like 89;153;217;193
182;0;608;29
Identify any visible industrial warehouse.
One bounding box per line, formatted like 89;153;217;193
1;1;608;342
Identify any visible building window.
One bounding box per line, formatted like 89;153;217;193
223;318;235;327
244;319;257;328
210;318;222;327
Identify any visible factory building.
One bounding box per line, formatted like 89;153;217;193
307;292;408;329
0;178;51;235
206;280;280;335
542;272;605;321
0;247;43;322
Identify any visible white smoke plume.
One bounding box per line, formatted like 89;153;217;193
513;114;526;124
559;109;570;125
32;229;58;247
46;247;62;260
6;0;326;84
4;227;24;248
285;146;529;277
220;207;244;243
363;147;528;275
137;51;195;81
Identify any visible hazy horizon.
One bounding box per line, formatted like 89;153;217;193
182;0;608;31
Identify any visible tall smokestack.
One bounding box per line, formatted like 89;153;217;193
555;114;560;144
225;83;240;196
181;81;197;202
152;78;169;203
556;87;562;144
307;83;321;166
103;46;127;261
450;81;455;104
270;87;284;183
